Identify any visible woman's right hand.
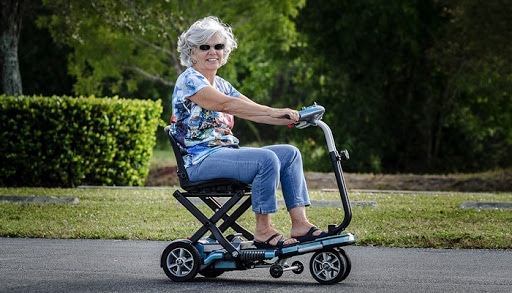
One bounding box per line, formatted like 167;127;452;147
271;108;299;122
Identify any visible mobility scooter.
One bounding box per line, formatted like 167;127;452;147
161;104;356;284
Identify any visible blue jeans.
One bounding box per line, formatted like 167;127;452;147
187;144;311;214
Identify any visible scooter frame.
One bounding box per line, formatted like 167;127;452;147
161;104;356;284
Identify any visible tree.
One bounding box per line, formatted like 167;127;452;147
294;0;511;173
35;0;511;173
295;0;441;172
0;0;26;95
427;0;512;171
39;0;305;142
39;1;304;99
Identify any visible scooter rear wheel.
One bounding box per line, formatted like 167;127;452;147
161;240;200;282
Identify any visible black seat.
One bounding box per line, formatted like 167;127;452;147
164;126;251;193
164;125;254;248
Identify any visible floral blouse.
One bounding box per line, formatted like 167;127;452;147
170;67;241;168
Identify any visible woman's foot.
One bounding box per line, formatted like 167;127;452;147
291;225;328;242
253;232;298;249
291;226;329;242
254;227;298;248
288;207;327;242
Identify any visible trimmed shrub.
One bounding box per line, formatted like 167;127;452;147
0;95;163;187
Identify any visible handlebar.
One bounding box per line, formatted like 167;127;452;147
287;103;326;129
289;103;352;234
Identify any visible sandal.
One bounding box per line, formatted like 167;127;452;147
253;233;298;249
293;227;329;243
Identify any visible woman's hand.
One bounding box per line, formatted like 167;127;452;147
270;108;299;122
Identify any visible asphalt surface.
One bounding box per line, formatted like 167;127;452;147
1;237;511;292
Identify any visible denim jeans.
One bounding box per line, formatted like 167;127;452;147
187;144;311;214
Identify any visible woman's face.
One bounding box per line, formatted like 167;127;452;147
192;33;225;74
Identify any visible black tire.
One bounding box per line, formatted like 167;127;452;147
337;248;352;281
309;249;347;284
198;269;224;278
291;260;304;274
270;264;283;278
161;240;200;282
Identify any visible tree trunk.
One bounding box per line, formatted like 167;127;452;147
0;0;25;95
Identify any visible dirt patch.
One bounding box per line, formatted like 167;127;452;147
306;171;512;192
145;166;512;192
145;166;179;187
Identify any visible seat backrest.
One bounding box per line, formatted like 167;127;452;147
164;125;191;188
164;125;251;193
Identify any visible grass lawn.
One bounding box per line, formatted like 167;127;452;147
1;187;511;249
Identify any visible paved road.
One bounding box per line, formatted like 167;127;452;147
1;238;511;292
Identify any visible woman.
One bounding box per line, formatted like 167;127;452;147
170;16;327;248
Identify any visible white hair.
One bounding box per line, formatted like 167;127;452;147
177;16;238;67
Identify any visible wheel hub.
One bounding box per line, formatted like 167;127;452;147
322;262;334;270
176;257;185;266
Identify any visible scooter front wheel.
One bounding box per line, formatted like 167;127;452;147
336;248;352;281
161;240;200;282
309;249;347;284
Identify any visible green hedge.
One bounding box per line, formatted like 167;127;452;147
0;95;163;187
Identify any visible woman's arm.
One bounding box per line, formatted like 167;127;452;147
189;86;299;125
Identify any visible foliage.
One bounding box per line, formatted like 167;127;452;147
427;0;512;172
38;0;305;144
15;0;512;175
38;0;304;99
18;0;73;96
0;95;163;187
291;0;512;173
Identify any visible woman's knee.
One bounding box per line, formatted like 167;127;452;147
258;148;280;171
268;144;302;165
287;144;301;157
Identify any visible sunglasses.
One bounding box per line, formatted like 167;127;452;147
198;44;225;51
